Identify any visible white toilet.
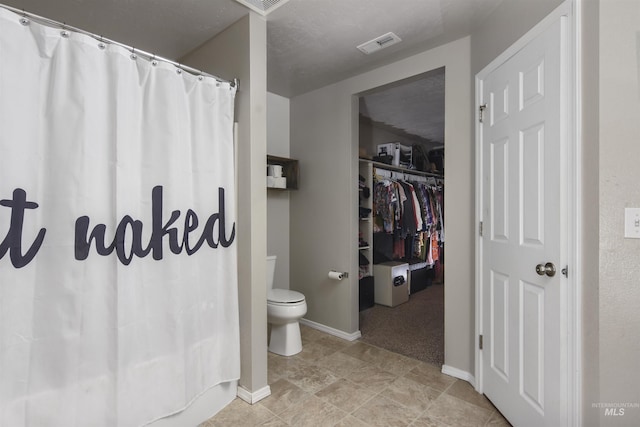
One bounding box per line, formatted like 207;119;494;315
266;255;307;356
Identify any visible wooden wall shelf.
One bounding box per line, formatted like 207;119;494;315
267;155;299;190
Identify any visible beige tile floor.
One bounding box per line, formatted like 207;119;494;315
201;325;512;427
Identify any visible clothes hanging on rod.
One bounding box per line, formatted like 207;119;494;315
372;166;444;266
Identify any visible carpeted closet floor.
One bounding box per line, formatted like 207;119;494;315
359;282;444;366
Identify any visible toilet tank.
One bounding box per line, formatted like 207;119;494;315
266;256;277;290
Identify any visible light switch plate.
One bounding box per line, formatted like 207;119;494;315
624;208;640;238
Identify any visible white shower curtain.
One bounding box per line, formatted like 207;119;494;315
0;8;239;427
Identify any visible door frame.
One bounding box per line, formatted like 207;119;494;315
474;1;582;425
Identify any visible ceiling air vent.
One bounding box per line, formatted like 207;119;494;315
233;0;290;16
357;32;402;55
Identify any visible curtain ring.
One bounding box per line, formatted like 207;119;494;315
151;54;158;66
130;47;137;60
98;36;106;50
60;24;70;38
19;10;30;26
176;64;182;75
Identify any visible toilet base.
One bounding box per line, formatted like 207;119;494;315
268;321;302;356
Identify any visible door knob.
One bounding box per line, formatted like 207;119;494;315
535;262;556;277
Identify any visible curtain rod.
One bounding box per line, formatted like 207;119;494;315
0;4;238;89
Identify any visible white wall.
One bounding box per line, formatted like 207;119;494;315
290;37;473;372
598;0;640;424
267;92;290;289
580;0;600;423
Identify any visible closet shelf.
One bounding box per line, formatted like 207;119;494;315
358;159;375;311
359;157;443;178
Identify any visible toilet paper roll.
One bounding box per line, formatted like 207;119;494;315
328;271;344;280
274;177;286;188
267;164;283;178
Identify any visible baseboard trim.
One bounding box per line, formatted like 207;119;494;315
299;318;361;341
237;384;271;404
442;365;476;388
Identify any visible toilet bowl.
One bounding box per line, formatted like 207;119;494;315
267;256;307;356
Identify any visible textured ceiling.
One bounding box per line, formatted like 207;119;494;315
266;0;445;96
266;0;504;96
360;68;446;146
1;0;504;142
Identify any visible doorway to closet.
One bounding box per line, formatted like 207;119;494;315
357;67;445;367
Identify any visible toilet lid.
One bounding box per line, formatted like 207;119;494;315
268;289;305;304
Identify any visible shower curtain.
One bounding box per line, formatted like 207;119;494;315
0;8;239;427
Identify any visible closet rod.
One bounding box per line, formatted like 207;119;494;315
0;4;238;88
360;158;444;179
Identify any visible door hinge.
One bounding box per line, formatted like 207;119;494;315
479;334;483;350
479;221;483;236
479;104;487;123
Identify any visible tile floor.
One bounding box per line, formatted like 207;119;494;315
200;325;511;427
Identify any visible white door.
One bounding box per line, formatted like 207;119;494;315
478;14;568;427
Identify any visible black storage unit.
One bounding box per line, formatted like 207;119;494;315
359;276;375;311
409;266;434;294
